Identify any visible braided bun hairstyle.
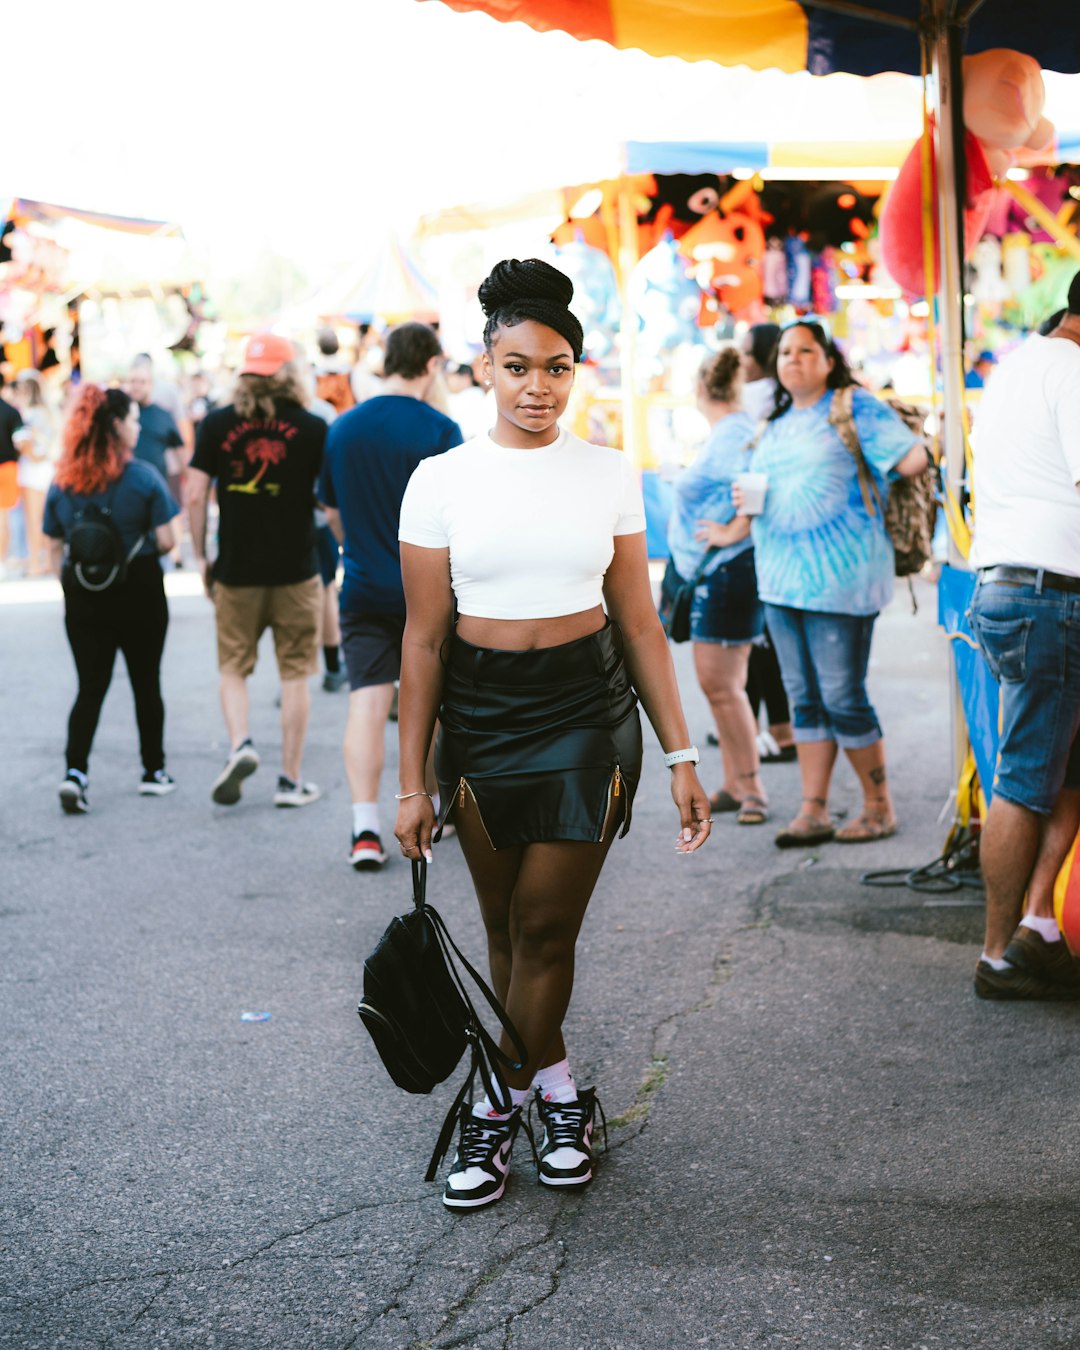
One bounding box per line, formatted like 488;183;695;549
698;347;743;404
478;258;584;362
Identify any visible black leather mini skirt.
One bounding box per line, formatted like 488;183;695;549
436;619;643;849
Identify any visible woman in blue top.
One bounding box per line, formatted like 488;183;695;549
663;348;768;825
44;386;180;814
737;318;928;847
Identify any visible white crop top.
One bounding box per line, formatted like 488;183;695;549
398;429;646;620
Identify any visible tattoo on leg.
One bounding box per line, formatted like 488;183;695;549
869;766;887;786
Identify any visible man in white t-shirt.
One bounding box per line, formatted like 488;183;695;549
968;270;1080;1001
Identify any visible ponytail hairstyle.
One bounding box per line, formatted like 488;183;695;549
769;320;853;420
698;347;743;404
478;258;584;362
55;386;134;495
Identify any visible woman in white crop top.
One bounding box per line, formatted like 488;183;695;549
395;258;709;1212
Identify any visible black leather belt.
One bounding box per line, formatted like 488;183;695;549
977;565;1080;594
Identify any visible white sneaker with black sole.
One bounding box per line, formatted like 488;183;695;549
140;770;177;796
211;740;259;804
274;776;321;808
443;1105;523;1210
59;772;89;815
533;1088;605;1189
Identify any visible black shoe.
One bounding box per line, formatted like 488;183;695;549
140;769;177;796
322;669;349;692
443;1106;522;1210
532;1088;606;1189
974;957;1080;1001
1003;926;1080;989
211;740;259;805
59;771;89;815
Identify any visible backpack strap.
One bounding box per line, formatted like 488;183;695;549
828;387;884;520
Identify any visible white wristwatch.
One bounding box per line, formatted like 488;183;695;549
663;746;700;768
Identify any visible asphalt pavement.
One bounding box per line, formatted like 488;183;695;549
3;571;1079;1350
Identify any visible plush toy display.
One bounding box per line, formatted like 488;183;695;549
879;48;1055;297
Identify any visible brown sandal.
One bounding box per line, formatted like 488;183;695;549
774;813;835;849
736;795;770;825
835;813;897;843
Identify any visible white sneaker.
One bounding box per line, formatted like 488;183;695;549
274;776;321;808
140;769;177;796
211;741;259;805
756;730;781;758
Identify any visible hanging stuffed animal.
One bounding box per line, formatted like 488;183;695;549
879;48;1054;297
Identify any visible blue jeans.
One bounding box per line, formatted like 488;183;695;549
968;577;1080;815
764;605;881;749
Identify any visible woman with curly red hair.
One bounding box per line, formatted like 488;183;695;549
43;385;181;813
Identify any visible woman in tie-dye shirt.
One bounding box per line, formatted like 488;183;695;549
740;318;928;849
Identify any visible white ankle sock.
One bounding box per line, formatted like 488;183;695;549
981;953;1011;971
532;1058;577;1103
473;1086;530;1120
1021;915;1062;942
352;802;380;837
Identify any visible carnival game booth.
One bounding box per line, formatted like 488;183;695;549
0;198;196;383
422;0;1080;944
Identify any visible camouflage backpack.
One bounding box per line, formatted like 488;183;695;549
829;385;938;578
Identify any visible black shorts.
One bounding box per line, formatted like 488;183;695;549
316;525;340;587
341;611;406;690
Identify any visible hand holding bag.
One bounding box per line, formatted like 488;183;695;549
357;859;528;1179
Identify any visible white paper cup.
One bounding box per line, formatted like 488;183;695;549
735;471;768;516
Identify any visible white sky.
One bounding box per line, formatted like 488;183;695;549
5;0;1080;290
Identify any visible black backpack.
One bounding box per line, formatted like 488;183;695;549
68;477;145;592
358;860;527;1179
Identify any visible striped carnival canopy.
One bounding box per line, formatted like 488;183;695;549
420;0;1080;76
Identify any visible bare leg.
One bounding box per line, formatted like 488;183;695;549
24;488;46;575
321;582;340;649
842;740;896;829
455;789;619;1085
219;672;250;749
790;740;838;829
279;676;310;782
344;683;395;800
693;642;764;803
981;796;1042;959
0;506;10;568
1024;788;1080;922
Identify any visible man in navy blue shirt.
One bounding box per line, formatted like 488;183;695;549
319;322;462;869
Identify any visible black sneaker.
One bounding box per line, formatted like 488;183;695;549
322;669;349;692
139;769;177;796
350;831;387;869
443;1106;522;1210
59;771;89;815
532;1088;606;1189
1003;926;1080;989
211;740;259;805
273;776;321;808
974;957;1080;1001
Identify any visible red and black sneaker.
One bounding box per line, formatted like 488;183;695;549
350;831;387;870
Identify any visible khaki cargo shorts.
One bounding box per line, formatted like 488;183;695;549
213;576;321;681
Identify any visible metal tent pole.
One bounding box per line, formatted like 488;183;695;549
929;1;971;815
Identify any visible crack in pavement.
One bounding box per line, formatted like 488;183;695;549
100;1276;171;1348
337;1225;451;1350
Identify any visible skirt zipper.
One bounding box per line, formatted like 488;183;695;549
598;763;622;843
457;776;496;849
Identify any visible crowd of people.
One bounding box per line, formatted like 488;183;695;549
24;256;1080;1211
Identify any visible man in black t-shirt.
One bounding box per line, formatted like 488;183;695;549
188;335;327;810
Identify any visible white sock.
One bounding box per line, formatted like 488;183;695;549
472;1085;530;1120
532;1058;577;1103
1021;915;1062;942
352;802;380;837
981;952;1011;971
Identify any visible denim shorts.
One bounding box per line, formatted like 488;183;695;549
764;604;881;749
969;578;1080;815
689;547;764;646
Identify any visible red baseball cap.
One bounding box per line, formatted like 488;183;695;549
239;333;295;376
